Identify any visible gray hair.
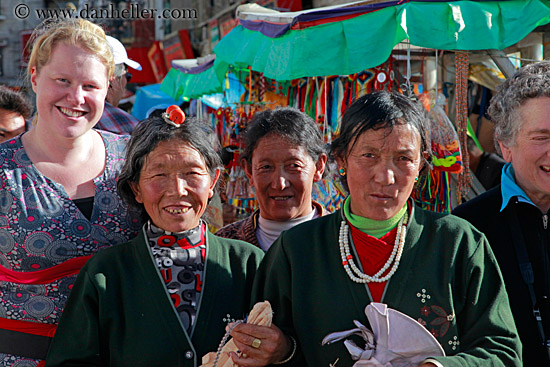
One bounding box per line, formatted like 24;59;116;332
489;61;550;153
117;114;223;221
113;63;126;78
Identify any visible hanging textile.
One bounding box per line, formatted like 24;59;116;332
412;92;461;214
455;52;472;202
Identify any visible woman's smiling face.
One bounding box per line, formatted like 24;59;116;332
131;140;219;232
244;134;325;221
30;43;109;138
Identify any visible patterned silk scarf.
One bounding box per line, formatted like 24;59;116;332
146;221;207;333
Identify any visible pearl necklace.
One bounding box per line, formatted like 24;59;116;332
339;212;408;283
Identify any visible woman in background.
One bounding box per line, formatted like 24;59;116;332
216;107;328;251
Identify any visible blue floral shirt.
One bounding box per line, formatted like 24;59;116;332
0;130;141;366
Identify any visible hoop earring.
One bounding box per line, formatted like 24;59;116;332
338;168;346;176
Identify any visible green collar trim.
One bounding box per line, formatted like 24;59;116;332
343;196;407;239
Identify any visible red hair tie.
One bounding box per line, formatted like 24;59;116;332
162;105;186;127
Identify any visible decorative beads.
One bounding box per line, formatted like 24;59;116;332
213;320;244;367
339;212;408;283
448;336;460;351
416;288;431;303
222;314;236;324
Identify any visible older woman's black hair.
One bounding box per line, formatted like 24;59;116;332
242;107;326;164
117;115;223;219
331;91;431;189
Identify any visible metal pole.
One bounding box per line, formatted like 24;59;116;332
487;49;517;79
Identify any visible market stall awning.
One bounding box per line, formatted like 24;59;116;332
131;83;184;121
160;55;229;100
213;0;550;81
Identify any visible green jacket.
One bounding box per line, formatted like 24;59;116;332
46;229;264;367
252;205;521;366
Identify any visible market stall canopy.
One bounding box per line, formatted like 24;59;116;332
213;0;550;81
200;73;246;110
161;55;229;100
132;83;185;120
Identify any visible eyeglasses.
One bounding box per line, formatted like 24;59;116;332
125;72;132;82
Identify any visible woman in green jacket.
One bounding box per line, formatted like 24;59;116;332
46;107;264;367
228;91;521;367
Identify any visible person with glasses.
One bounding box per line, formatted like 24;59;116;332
96;35;141;135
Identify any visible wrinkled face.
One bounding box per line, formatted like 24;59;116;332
30;43;108;139
337;124;423;220
0;109;26;142
245;134;326;221
131;140;219;233
499;97;550;212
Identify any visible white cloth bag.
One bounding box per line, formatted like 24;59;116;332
323;302;445;367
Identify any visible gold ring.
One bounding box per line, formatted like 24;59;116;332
251;338;262;349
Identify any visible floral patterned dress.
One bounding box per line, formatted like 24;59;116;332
0;131;141;366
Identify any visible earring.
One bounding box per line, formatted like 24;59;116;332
338;168;346;176
414;176;419;182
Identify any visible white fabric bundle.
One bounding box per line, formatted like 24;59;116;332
322;302;445;367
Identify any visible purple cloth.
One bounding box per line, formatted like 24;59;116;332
294;1;400;23
239;1;403;38
239;19;292;38
172;58;215;74
239;0;493;38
